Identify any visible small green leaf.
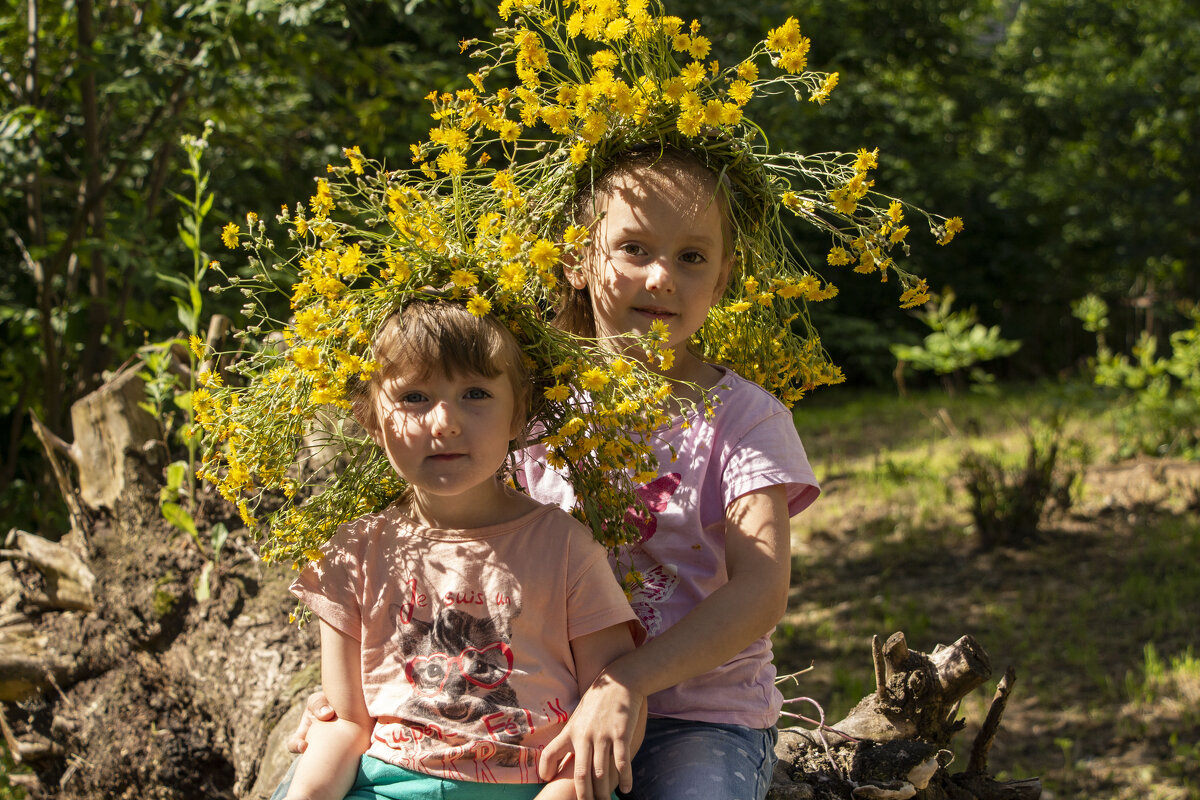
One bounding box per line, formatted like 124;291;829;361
161;501;198;538
195;560;213;602
179;227;197;251
210;522;229;557
166;460;188;492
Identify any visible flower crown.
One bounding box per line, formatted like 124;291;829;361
199;0;960;566
411;0;961;404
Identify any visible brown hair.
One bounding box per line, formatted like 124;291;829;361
355;300;530;440
555;144;737;337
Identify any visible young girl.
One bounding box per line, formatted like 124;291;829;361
282;300;643;800
526;146;820;800
288;147;819;800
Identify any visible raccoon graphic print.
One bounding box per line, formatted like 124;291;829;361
291;502;638;784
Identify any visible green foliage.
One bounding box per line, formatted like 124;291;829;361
0;0;497;536
890;290;1021;394
1073;294;1200;457
0;739;28;800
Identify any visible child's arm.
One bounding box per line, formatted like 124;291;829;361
543;484;792;789
283;621;374;800
538;621;644;800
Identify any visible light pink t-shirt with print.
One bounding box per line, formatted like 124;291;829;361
291;501;637;784
520;368;819;729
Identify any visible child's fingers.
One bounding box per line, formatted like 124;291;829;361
590;740;616;800
573;741;596;800
306;689;336;721
537;733;569;781
612;738;633;793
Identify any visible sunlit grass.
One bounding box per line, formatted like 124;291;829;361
775;381;1200;799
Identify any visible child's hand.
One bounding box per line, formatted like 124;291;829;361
537;670;644;800
287;689;338;754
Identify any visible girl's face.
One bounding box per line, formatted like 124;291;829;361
568;165;730;382
369;365;520;511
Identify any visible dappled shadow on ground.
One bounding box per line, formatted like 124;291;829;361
774;458;1200;800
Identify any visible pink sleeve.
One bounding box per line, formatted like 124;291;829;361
564;530;639;643
724;408;820;517
289;526;365;641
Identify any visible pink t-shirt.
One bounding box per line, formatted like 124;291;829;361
520;368;819;728
291;501;637;784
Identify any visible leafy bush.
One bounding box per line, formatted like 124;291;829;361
1073;295;1200;457
890;289;1021;395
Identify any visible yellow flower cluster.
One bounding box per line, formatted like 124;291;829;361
414;0;958;407
199;153;680;566
201;0;964;563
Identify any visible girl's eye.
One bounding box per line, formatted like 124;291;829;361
464;387;492;400
619;243;647;257
680;250;707;265
400;391;427;404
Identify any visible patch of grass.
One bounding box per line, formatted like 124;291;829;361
779;381;1200;799
0;742;28;800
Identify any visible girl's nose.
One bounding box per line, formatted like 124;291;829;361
429;402;461;437
645;260;675;294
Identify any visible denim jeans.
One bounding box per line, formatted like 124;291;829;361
619;717;778;800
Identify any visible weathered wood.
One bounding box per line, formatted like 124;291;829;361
66;366;163;510
769;634;1039;800
967;667;1017;775
2;528;95;611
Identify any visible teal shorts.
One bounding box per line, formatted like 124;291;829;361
272;753;618;799
348;755;593;800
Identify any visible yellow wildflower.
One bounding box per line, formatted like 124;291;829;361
498;262;526;292
810;72;839;104
778;43;810;74
188;334;205;361
528;240;561;270
687;35;711;60
466;296;492;317
544;384;570;403
854;148;879;173
451;269;479;288
727;80;753;105
827;247;851;266
681;61;706;89
888;200;904;222
766;18;801;51
221;223;239;249
604;17;630;41
343;146;365;175
938;217;965;246
899;279;930;309
437;150;467;176
580;368;610;391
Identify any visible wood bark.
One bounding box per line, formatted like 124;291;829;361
0;378;1039;799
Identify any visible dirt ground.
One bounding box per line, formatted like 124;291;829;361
775;458;1200;800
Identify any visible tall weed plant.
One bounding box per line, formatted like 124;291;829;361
136;123;225;598
959;422;1083;549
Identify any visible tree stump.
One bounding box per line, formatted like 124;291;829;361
768;633;1041;800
